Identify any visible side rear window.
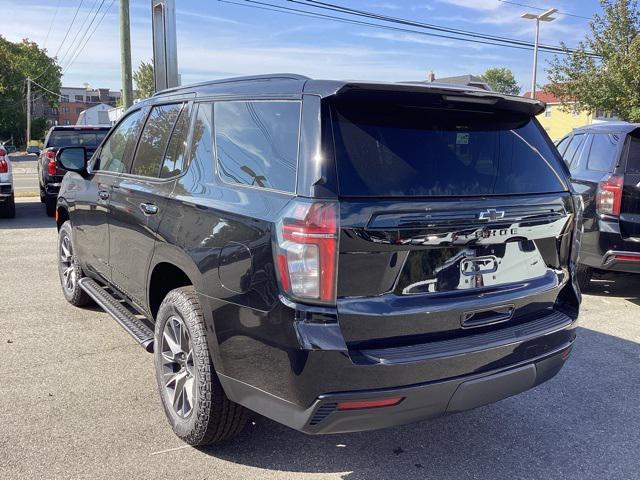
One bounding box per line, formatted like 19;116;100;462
214;101;300;193
97;109;145;173
627;136;640;174
331;101;566;197
587;134;619;172
160;104;192;178
556;136;570;157
562;133;585;169
131;103;183;177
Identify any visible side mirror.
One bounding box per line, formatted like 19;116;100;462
57;147;88;175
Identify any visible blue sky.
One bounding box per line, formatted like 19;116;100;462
3;0;602;93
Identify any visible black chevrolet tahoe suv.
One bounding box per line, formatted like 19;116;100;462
557;122;640;289
54;74;581;445
39;125;110;216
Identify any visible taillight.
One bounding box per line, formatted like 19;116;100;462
596;175;624;216
46;149;57;175
274;200;339;305
0;159;7;174
337;397;405;411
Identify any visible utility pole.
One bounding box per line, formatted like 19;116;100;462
26;77;31;145
120;0;133;109
521;8;557;99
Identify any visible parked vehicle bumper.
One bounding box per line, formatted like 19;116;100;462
0;181;13;198
206;291;578;434
579;227;640;273
218;342;573;434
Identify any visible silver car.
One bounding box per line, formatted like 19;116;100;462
0;146;15;218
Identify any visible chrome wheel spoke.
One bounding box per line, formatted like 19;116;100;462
160;315;195;418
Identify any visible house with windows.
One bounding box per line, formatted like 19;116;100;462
523;90;619;141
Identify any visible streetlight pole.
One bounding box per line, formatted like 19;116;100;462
522;8;557;99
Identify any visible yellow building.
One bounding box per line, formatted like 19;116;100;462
524;90;618;141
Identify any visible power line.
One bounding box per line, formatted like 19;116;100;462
30;0;85;81
497;0;593;21
61;0;108;73
220;0;597;57
43;0;62;49
63;0;116;75
294;0;594;55
57;0;103;68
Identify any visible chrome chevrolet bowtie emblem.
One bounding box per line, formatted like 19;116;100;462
478;209;505;221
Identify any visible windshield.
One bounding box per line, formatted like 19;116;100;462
331;101;567;197
48;130;108;148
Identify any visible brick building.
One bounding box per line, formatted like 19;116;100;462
32;86;122;129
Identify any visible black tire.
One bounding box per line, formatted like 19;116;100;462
154;286;248;446
57;221;91;307
576;264;593;292
0;194;15;218
45;197;56;217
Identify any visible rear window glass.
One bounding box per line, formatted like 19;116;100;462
47;130;108;148
331;102;566;197
587;134;619;172
214;101;300;193
627;136;640;174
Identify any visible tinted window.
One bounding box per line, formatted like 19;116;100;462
131;103;183;177
160;104;191;178
97;109;145;173
331;102;565;197
627;136;640;174
47;130;108;148
188;103;214;174
587;134;618;172
214;101;300;193
556;136;570;156
562;134;585;169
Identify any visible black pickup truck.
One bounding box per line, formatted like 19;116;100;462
38;125;110;216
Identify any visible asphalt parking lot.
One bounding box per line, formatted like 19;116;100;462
2;198;640;480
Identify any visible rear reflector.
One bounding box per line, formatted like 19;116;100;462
613;254;640;262
0;159;8;174
337;397;404;411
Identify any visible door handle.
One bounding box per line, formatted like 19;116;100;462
139;202;159;215
98;190;110;200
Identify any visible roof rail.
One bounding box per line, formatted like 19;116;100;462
153;73;311;97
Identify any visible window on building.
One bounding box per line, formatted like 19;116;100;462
214;100;301;193
131;103;183;177
64;120;71;125
544;106;552;118
75;95;84;102
90;96;99;102
60;95;69;103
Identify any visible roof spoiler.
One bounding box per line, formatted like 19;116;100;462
325;82;545;116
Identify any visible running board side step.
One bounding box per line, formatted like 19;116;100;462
79;277;154;353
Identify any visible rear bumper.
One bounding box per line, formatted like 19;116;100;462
219;342;573;434
579;227;640;273
0;182;13;198
44;182;61;198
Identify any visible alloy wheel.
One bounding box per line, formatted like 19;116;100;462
59;234;77;293
160;316;196;418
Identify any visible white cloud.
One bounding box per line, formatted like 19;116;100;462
370;2;402;10
357;31;484;50
437;0;501;10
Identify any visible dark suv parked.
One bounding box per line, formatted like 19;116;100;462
557;122;640;288
54;75;581;445
39;125;110;216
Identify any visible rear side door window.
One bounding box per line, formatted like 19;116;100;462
562;134;585;171
626;136;640;174
214;100;301;193
131;103;184;177
587;134;619;172
556;135;570;157
160;104;192;178
96;109;145;173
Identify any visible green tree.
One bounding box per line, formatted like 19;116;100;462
479;67;521;95
546;0;640;121
30;117;48;141
133;60;155;99
0;36;61;145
